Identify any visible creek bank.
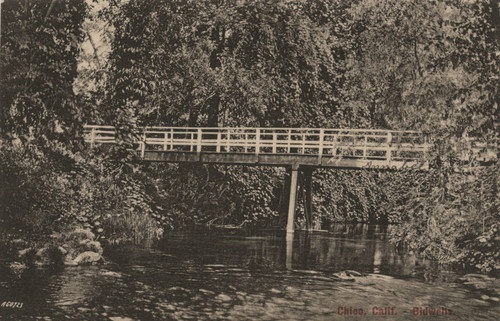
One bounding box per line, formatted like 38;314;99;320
5;228;105;276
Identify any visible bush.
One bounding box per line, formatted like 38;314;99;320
0;141;164;251
391;161;500;273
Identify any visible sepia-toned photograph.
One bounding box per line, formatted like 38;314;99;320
0;0;499;320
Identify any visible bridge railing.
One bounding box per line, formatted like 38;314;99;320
84;125;431;163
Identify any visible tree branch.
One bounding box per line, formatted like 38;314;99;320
490;0;500;46
85;30;102;69
44;0;57;22
414;38;423;77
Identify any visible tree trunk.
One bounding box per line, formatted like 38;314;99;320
206;23;224;127
490;0;500;45
207;94;220;127
188;108;198;127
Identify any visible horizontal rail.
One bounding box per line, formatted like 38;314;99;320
83;124;423;134
82;125;500;167
83;125;439;164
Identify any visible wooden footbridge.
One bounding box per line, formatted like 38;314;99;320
84;125;496;232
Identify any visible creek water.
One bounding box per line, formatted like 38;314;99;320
1;224;499;320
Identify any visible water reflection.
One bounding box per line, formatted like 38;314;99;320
158;224;421;275
0;224;498;321
280;224;425;276
286;232;293;270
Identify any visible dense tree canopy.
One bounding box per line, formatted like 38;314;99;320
345;0;499;138
102;0;348;132
0;0;87;144
1;0;498;273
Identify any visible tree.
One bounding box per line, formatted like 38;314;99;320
0;0;87;145
345;0;500;272
96;0;354;229
103;0;347;131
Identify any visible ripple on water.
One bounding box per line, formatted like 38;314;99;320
1;230;499;321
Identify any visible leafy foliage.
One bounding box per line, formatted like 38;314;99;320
102;0;347;131
0;0;161;248
0;143;162;246
342;0;500;272
392;161;500;273
0;0;87;144
148;164;280;228
1;0;499;274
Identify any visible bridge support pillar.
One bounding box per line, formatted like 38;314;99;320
286;166;299;232
303;167;313;230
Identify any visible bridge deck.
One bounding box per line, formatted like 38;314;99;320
84;125;431;169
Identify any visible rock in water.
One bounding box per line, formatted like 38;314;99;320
345;270;364;277
85;241;103;255
64;257;78;266
58;246;68;255
100;271;122;278
73;251;102;265
332;271;355;281
216;294;232;302
9;262;27;277
18;248;35;263
34;247;51;266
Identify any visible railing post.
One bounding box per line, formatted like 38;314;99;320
139;142;144;158
256;128;260;155
272;132;277;154
244;133;248;153
387;132;392;162
363;135;367;159
216;131;221;152
288;130;291;153
197;128;202;153
302;133;305;154
189;132;193;152
332;134;337;156
170;128;173;151
141;129;146;158
318;129;324;164
90;127;95;148
163;132;168;151
226;129;230;152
